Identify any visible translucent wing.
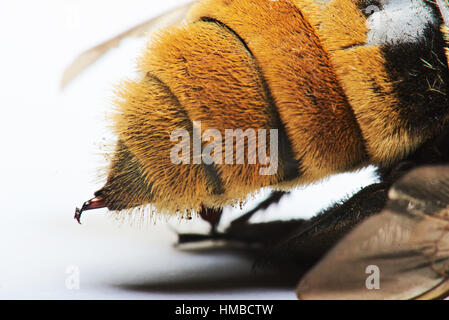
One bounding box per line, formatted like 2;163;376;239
61;1;195;89
297;166;449;300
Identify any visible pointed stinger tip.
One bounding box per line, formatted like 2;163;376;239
74;207;83;224
74;196;106;225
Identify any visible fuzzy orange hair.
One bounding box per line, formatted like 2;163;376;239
99;0;449;215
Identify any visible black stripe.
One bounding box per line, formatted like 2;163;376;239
200;17;301;181
148;73;225;195
381;7;449;134
97;139;155;211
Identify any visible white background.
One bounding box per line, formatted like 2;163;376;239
0;0;376;299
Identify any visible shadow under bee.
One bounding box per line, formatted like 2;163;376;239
112;246;300;294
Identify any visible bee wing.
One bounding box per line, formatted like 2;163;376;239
297;166;449;300
61;1;195;89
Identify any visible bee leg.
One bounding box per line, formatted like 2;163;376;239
254;181;391;271
177;191;290;245
177;219;306;246
176;206;222;244
178;182;389;248
198;206;223;235
178;161;411;246
230;191;290;227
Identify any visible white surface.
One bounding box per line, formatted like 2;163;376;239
0;0;377;299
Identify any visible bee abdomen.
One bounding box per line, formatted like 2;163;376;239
108;0;372;212
187;0;368;184
111;75;219;212
304;0;449;165
140;21;296;205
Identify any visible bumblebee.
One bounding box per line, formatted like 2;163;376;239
65;0;449;299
